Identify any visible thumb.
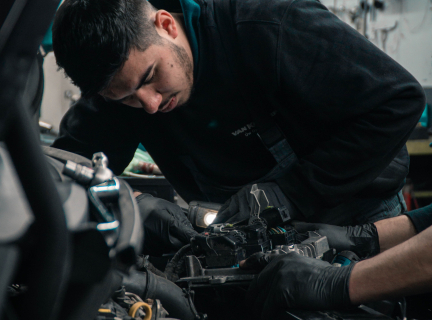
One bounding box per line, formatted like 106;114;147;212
169;218;198;244
213;196;239;224
291;221;318;233
240;252;277;271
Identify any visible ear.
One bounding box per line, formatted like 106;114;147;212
154;10;178;39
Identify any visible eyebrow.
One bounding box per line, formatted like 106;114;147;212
104;63;154;103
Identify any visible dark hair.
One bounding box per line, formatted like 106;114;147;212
52;0;161;96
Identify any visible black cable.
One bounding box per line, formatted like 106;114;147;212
5;94;72;320
182;284;207;320
0;1;69;319
141;267;150;301
164;244;191;279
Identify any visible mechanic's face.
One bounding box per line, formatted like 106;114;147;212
102;41;193;114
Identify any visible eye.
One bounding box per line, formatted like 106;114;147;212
144;68;156;85
145;73;155;84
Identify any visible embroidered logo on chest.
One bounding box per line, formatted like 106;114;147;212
231;122;256;137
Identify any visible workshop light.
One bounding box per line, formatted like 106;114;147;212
188;201;222;228
194;208;218;228
203;211;217;226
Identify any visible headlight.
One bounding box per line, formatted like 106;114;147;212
188;201;222;228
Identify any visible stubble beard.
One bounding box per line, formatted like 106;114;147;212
167;41;194;107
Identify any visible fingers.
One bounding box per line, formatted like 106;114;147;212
240;252;269;270
240;252;288;271
245;252;338;318
167;235;186;250
168;215;197;242
291;220;317;233
212;198;238;224
135;192;154;203
250;254;296;319
136;195;195;253
133;191;143;198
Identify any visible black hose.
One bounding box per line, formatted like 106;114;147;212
164;244;191;281
5;98;72;320
122;270;197;320
1;0;68;318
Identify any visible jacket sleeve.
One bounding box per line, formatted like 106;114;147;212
52;95;140;175
272;0;425;217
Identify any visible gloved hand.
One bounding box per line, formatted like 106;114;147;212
241;252;355;319
213;182;297;224
136;193;198;256
292;221;380;258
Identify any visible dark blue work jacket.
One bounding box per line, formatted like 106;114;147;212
53;0;425;223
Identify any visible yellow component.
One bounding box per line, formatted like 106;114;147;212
128;301;152;320
406;139;432;156
412;191;432;198
98;309;112;313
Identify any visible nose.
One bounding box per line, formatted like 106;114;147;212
135;87;162;114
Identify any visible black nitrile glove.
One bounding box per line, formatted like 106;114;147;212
292;221;380;258
214;182;297;224
136;193;198;256
242;252;355;319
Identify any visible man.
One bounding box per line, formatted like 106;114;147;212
241;203;432;319
51;0;425;253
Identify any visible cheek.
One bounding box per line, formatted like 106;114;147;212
159;66;186;89
158;70;175;89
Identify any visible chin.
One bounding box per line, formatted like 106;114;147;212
179;87;193;107
177;96;191;109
